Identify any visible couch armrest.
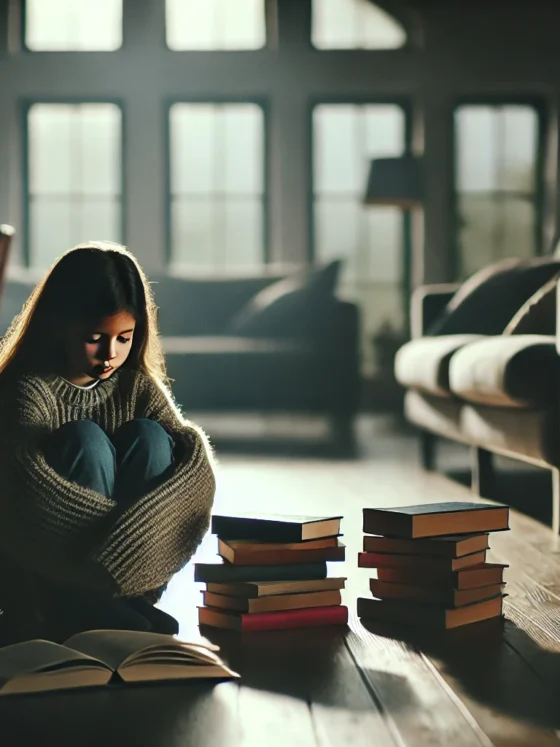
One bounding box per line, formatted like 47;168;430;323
449;334;558;408
411;283;460;338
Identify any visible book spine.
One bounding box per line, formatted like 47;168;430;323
241;605;348;631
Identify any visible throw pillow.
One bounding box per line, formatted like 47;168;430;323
503;273;559;336
427;256;560;336
227;260;341;338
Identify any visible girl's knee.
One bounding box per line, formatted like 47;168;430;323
115;418;169;445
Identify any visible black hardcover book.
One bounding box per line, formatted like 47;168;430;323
363;502;509;539
211;513;342;542
194;561;328;584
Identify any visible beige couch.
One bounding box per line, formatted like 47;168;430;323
395;280;560;532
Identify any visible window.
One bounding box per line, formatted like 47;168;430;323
25;0;122;51
312;0;406;50
455;105;541;279
166;0;266;50
313;104;406;374
169;103;266;272
27;104;123;268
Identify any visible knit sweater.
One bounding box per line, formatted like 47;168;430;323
0;368;216;598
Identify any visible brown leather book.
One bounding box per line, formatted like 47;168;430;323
362;533;489;558
219;539;345;566
202;589;342;613
376;563;508;589
369;578;505;607
205;577;347;598
357;595;504;629
358;549;486;572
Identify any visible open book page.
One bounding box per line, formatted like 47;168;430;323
64;630;222;672
0;640;112;695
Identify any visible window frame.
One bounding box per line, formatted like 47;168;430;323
164;96;270;270
22;97;127;268
21;0;124;53
308;95;414;328
451;95;548;280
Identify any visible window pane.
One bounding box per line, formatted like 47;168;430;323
502;108;537;192
223;107;264;194
457;197;536;278
170;106;217;195
313;103;406;374
312;0;406;50
223;199;263;270
27;104;123;268
166;0;265;50
314;200;361;285
456;108;497;192
170;104;265;272
314;107;361;194
26;0;122;51
455;105;540;279
29;199;121;269
171;200;216;270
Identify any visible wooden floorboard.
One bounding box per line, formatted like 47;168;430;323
158;419;560;747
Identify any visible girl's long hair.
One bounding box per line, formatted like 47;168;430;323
0;241;167;384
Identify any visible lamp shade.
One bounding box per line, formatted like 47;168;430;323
364;155;424;208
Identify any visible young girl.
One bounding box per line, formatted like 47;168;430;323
0;242;216;641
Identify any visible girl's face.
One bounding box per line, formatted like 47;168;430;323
63;310;136;386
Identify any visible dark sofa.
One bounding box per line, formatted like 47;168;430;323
151;265;361;445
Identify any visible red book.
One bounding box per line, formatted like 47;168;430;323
198;604;348;631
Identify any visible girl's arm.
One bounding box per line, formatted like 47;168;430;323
93;373;216;597
0;376;119;592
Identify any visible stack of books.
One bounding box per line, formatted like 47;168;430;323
195;513;348;631
357;502;510;630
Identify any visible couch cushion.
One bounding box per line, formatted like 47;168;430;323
427;256;560;336
504;274;558;335
226;261;341;339
404;390;465;442
395;335;484;397
461;404;559;466
449;335;558;408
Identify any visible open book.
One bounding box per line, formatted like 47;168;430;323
0;630;239;696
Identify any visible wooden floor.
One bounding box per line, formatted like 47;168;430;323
3;417;560;746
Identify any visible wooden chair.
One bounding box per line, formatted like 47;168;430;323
0;225;14;304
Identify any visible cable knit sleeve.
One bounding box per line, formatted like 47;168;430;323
0;376;119;592
94;373;216;597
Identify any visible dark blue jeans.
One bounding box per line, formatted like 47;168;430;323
44;418;175;505
40;419;178;637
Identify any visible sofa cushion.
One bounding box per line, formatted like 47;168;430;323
449;335;559;408
395;335;484;397
226;261;341;339
427;256;560;336
404;390;465;442
504;274;558;335
461;404;559;466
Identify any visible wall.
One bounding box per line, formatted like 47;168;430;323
0;0;559;282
